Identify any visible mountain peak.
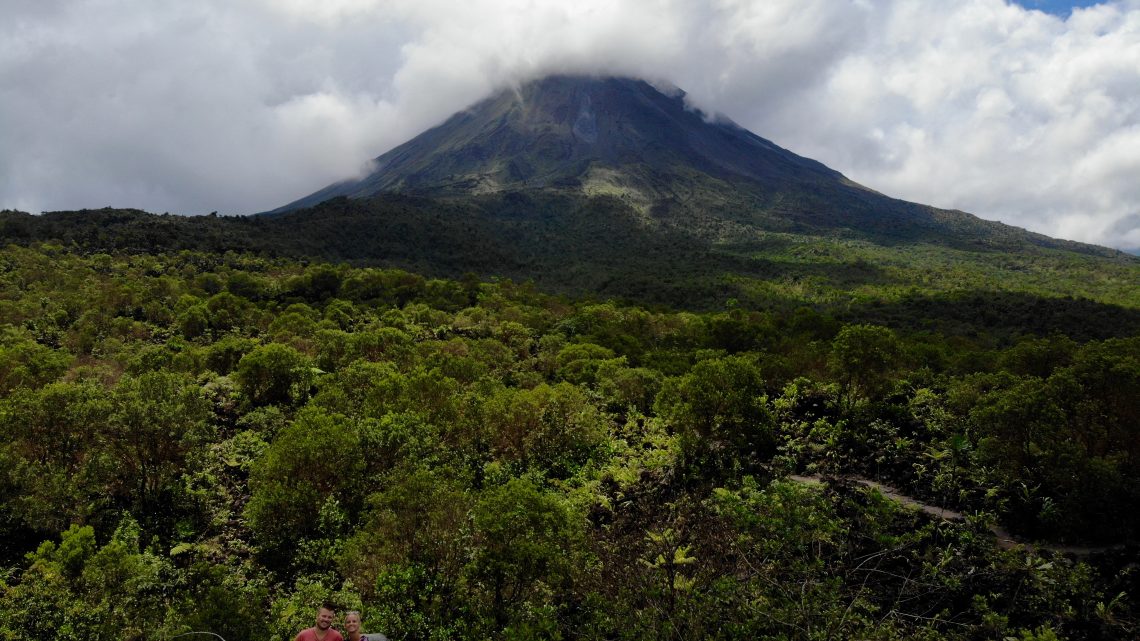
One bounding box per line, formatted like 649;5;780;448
269;74;845;215
265;74;1112;255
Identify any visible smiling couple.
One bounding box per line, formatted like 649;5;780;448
294;603;389;641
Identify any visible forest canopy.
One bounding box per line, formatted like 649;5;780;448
0;240;1137;641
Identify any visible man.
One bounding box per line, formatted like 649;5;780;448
294;603;344;641
342;610;388;641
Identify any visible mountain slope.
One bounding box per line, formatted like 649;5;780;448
273;75;847;208
267;75;1109;256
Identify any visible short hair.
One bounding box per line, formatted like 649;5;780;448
320;602;337;613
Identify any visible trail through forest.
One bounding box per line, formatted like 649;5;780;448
788;474;1130;556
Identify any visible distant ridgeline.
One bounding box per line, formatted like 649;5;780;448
2;199;1139;342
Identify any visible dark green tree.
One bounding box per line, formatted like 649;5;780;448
829;324;902;409
234;343;315;407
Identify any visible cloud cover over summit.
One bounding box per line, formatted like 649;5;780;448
2;0;1139;249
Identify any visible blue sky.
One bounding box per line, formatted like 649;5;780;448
1016;1;1106;15
1;0;1138;249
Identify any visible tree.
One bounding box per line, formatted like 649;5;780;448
479;382;607;477
107;371;212;515
595;359;663;414
829;324;902;409
340;468;470;638
245;407;365;565
0;327;71;393
555;342;616;385
234;343;315;407
0;380;113;531
468;478;579;631
654;355;774;472
0;516;176;640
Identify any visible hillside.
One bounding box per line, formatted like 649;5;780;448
269;75;1122;259
4;199;1140;342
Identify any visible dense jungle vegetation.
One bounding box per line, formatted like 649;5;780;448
0;239;1138;640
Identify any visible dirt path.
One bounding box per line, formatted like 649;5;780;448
788;474;1128;556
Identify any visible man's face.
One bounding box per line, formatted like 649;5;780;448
344;613;361;634
316;608;335;630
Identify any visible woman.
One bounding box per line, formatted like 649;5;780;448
342;610;388;641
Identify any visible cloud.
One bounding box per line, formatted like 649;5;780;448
1;0;1138;248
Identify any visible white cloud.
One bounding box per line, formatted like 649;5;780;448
1;0;1138;248
253;0;387;25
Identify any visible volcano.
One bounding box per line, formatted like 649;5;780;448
262;73;1126;277
268;75;1105;253
271;75;855;215
7;76;1134;309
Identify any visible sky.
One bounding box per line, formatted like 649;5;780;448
1;1;1138;251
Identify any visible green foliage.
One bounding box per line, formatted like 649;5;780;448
554;342;616;385
340;468;470;638
830;323;902;408
480;382;607;476
655;355;774;472
0;327;71;393
469;477;580;629
595;358;662;414
0;241;1137;640
246;407;365;566
108;371;213;514
234;342;316;407
0;380;114;531
205;332;256;374
0;515;177;641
